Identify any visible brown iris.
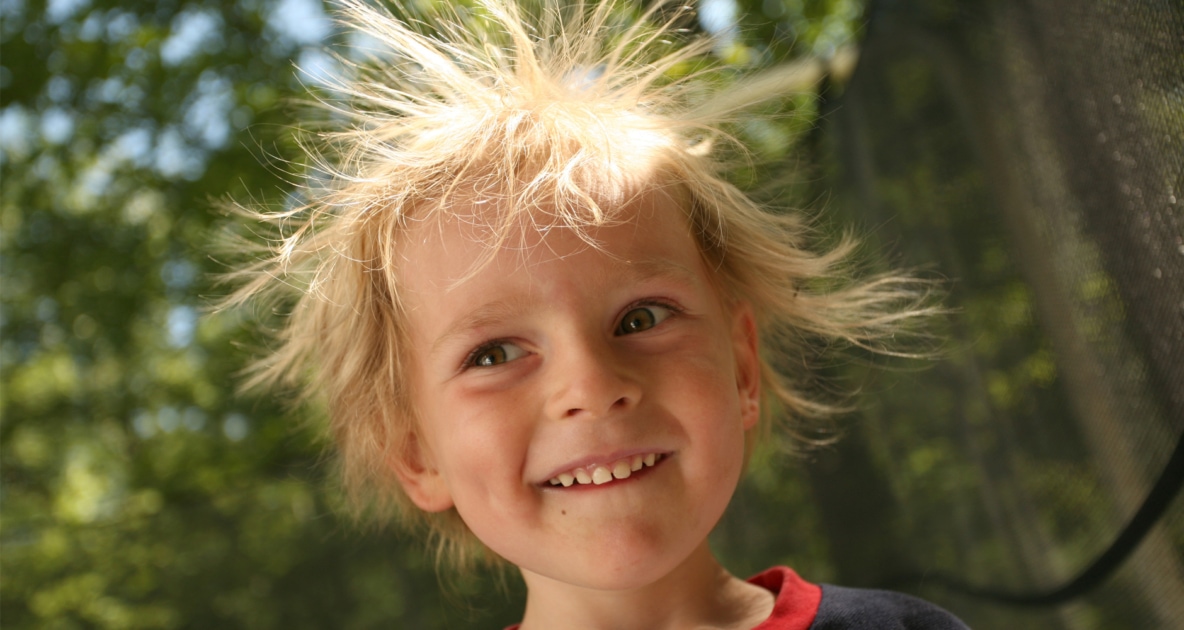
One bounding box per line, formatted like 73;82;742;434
618;307;657;335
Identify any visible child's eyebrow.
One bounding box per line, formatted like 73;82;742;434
428;258;701;357
430;298;533;356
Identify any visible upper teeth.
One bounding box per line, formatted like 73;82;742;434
548;453;661;487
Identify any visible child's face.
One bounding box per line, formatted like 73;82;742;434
395;189;761;590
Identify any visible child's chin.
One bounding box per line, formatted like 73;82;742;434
520;546;691;592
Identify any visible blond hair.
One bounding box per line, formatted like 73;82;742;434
222;0;933;571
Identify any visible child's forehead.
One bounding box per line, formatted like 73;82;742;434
407;182;687;258
398;184;704;293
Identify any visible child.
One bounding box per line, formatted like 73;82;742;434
226;1;968;628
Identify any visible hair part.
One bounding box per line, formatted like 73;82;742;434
220;0;937;573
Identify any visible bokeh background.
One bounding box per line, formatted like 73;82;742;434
3;0;1182;628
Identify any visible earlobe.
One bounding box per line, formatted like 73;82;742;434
390;432;455;513
732;303;762;430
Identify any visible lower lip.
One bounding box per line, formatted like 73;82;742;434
541;454;670;491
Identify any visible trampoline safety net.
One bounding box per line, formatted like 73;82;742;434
758;0;1183;628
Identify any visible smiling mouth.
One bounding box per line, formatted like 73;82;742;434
545;453;667;488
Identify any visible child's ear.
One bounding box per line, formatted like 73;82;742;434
389;432;455;513
731;302;761;430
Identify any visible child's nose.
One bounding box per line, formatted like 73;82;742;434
545;340;642;420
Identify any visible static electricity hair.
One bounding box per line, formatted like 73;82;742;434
222;0;934;570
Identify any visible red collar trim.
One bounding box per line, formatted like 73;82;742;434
748;566;823;630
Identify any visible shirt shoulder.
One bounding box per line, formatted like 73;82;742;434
809;584;970;630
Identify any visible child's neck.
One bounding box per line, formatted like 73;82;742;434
517;542;774;630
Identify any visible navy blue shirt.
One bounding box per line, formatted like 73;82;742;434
748;566;969;630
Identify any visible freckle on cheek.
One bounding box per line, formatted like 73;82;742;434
562;510;567;515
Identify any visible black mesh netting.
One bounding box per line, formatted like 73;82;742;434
801;0;1182;627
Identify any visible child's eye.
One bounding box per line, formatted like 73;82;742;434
466;341;527;368
616;305;674;335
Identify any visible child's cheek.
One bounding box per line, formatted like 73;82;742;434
435;384;540;507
